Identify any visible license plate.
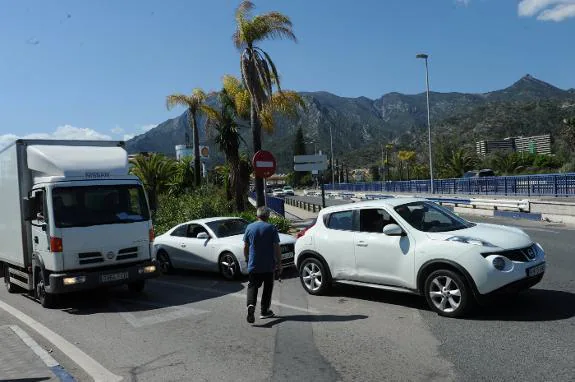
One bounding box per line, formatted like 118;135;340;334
526;263;545;277
282;252;294;260
101;272;129;283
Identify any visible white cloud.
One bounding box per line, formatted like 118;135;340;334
537;3;575;20
111;126;124;134
123;134;135;141
0;125;112;150
518;0;575;21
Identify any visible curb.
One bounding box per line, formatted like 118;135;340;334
9;325;76;382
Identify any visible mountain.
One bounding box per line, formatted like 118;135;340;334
126;75;575;171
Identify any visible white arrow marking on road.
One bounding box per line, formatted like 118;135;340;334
111;299;209;328
150;279;320;314
0;299;122;382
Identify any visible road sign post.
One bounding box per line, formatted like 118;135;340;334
294;154;328;208
253;150;277;207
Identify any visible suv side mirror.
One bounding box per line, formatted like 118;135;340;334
197;232;209;240
382;224;404;236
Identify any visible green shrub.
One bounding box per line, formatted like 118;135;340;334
153;186;292;235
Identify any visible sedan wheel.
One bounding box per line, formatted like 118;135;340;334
219;253;239;280
299;258;330;295
424;269;471;318
156;251;173;275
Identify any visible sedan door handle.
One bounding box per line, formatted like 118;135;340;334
356;242;368;247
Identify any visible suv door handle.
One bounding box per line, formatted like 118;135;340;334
356;242;368;247
34;236;39;244
181;244;186;248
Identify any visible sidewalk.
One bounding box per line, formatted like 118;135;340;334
0;324;64;381
284;203;318;223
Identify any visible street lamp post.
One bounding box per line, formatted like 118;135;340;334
416;53;434;194
329;124;335;187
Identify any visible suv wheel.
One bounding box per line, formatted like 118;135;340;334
299;257;330;295
424;269;471;318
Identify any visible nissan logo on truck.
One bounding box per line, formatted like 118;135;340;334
85;171;111;179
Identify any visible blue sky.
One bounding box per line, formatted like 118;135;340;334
1;0;574;147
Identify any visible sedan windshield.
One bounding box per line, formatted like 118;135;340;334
52;185;150;228
206;219;249;238
394;201;475;233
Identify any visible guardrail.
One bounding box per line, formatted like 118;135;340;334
324;172;575;197
250;193;285;217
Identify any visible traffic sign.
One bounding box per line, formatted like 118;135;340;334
252;150;276;178
293;154;327;172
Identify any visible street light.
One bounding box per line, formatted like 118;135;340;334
416;53;434;194
329;124;335;186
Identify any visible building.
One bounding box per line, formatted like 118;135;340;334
514;134;551;155
476;134;551;156
475;138;515;156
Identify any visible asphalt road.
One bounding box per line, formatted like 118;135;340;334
0;215;574;382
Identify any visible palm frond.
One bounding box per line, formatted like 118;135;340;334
223;75;243;97
192;88;206;103
235;1;254;23
166;94;192;110
259;49;281;91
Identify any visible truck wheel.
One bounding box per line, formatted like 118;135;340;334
128;280;146;294
36;272;57;309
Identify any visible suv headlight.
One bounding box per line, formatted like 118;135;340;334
446;236;496;247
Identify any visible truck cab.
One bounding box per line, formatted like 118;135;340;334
1;140;158;307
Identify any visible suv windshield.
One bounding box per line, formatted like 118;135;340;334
52;185;150;228
394;201;475;233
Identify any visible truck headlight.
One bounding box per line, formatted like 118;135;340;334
143;265;156;273
63;276;86;285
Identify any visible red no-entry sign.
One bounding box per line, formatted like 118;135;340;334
252;150;276;178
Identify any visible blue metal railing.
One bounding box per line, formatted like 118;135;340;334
324;173;575;197
250;192;285;216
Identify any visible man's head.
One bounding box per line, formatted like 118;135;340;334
256;206;271;221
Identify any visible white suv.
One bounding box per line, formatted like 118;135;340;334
294;198;546;317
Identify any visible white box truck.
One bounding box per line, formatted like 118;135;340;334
0;139;159;307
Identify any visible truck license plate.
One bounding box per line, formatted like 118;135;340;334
101;272;129;283
526;263;545;277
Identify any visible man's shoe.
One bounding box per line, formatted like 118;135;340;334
260;310;275;319
247;305;255;323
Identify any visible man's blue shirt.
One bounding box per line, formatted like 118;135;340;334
243;221;280;273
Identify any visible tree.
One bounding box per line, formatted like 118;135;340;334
129;153;178;212
562;117;575;150
166;88;207;187
233;0;297;207
397;151;416;180
293;127;307;186
444;149;477;178
370;165;380;181
202;88;248;211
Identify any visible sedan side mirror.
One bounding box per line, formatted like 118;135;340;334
382;224;404;236
197;232;209;240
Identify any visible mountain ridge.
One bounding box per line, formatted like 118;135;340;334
126;75;575;171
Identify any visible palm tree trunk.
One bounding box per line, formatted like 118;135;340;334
251;101;265;207
191;111;202;187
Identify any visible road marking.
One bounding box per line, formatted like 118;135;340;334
151;279;320;314
111;298;209;328
7;325;58;367
0;300;122;382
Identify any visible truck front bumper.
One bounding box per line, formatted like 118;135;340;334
46;260;159;294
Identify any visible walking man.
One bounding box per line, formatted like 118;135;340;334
244;206;282;323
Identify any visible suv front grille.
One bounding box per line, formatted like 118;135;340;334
483;244;537;262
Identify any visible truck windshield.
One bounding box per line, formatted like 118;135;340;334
52;185;150;228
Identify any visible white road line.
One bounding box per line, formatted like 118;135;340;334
0;300;123;382
9;325;59;368
110;299;210;328
151;279;320;314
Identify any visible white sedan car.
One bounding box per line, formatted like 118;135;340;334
294;198;546;317
153;217;296;280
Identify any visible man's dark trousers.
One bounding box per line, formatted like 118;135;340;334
247;272;274;313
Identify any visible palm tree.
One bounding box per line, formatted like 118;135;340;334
233;0;297;206
202;88;248;211
129;153;178;212
166;88;207;187
444;149;476;178
397;151;416;180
